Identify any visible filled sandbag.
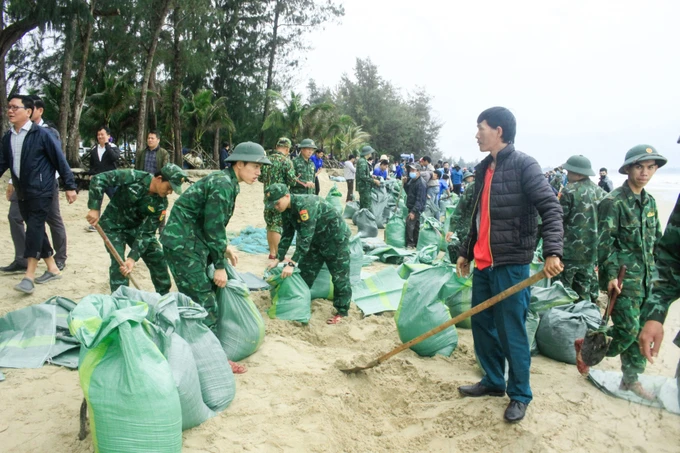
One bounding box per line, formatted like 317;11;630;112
417;216;443;251
325;184;344;215
349;235;364;286
353;208;379;238
368;245;415;265
441;271;473;329
395;266;458;357
526;309;540;355
370;185;390;228
69;295;182;452
536;301;602;364
385;214;406;248
265;265;312;323
310;263;334;300
530;281;579;316
343;200;360;220
414;244;439;264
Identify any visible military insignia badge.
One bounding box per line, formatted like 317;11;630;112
647;211;655;217
148;206;155;213
300;209;309;221
645;147;653;153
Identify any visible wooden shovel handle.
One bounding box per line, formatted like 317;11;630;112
605;265;626;318
375;269;547;366
94;224;141;290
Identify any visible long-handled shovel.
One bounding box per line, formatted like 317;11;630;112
94;224;142;290
577;265;626;369
340;269;547;373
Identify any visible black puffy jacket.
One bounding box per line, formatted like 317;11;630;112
0;123;77;200
459;144;563;266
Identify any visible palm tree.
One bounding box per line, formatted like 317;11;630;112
182;88;235;168
261;90;334;144
83;72;136;127
329;116;371;159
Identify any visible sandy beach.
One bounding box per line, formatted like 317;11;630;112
0;169;678;453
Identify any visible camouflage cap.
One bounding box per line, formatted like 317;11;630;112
463;171;474;179
298;138;317;149
618;144;667;174
562;155;595;177
264;183;289;209
360;145;375;156
160;163;189;195
226;141;272;165
276;137;292;148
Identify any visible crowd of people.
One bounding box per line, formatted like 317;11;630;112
1;96;678;424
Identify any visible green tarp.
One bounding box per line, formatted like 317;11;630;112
588;370;680;415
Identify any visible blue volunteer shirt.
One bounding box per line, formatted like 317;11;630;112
373;167;388;179
452;169;464;185
310;155;324;172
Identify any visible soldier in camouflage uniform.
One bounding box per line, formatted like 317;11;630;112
555;155;606;302
597;144;667;399
550;167;564;194
265;183;352;325
161;142;271;317
356;145;380;210
260;137;298;258
291;138;317;195
86;164;188;294
638;194;680;407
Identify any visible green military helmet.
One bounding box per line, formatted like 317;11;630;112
160;163;190;194
226;141;272;165
562;155;595;177
619;144;667;174
276;137;292;148
264;183;290;209
360;145;374;156
463;170;474;180
298;138;317;150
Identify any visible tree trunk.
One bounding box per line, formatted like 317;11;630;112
148;66;157;131
136;0;173;154
0;2;8;137
259;0;281;144
213;129;220;168
66;1;96;167
171;5;183;166
58;16;77;146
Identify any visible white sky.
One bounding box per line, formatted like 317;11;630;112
299;0;680;170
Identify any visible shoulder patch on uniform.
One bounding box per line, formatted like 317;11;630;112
148;205;155;213
300;209;309;221
647;211;655;217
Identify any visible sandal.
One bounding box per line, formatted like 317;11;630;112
326;314;345;325
619;381;656;401
229;360;247;374
574;338;590;376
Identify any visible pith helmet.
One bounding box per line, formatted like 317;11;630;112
276;137;292;148
298;138;317;149
226;141;271;165
618;144;667;174
264;183;289;209
463;171;474;179
360;145;374;156
562;155;595;177
160;163;189;194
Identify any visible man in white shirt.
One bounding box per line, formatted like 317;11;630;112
343;154;356;202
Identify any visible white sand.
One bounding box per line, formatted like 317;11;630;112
0;170;678;453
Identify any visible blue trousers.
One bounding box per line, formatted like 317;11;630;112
472;264;532;404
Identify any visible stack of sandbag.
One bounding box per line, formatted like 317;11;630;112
69;295;183;451
325;184;344;215
353;209;379;238
343;200;360;219
395;265;458;357
265;265;312;323
417;216;443;251
536;301;602;364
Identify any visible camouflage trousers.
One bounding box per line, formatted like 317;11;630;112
298;230;352;316
105;230;171;295
264;206;283;234
358;187;372;211
164;243;217;321
554;261;598;302
606;295;646;384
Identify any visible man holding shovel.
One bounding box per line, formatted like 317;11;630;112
596;145;667;400
456;107;564;423
86;164;188;294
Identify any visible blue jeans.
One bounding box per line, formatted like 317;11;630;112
472;264;532;404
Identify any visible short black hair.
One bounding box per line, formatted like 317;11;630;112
153;170;169;181
9;94;34;114
380;159;388;166
421;156;431;163
28;94;45;109
348;155;356;160
222;141;230;148
316;149;324;154
148;130;161;139
97;125;111;135
599;167;607;172
442;173;450;180
477;106;516;144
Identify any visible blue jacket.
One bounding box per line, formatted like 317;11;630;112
0;123;76;200
372;167;388;179
310;155;323;172
452;169;464;184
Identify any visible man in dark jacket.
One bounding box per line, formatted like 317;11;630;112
456;107;564;423
598;167;614;193
0;95;77;294
404;163;426;248
135;130;169;174
89;126;120;194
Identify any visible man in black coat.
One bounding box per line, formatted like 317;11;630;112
89;126;120;197
403;163;426;248
456;107;564;423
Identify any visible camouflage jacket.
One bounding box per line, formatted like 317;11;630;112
597;180;662;297
160;167;239;269
550;174;563;192
291;155;315;194
356;157;373;190
640;194;680;347
259;149;296;190
560;178;606;264
88;169;166;261
449;181;476;241
277;194;350;262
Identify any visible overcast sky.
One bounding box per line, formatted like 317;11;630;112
299;0;680;170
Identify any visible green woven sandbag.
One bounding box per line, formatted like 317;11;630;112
326;184;344;215
414;244;439;264
441;270;473;329
385;214;406;248
69;295;182;453
395;266;458;357
310;263;334;300
265;265;312;323
215;264;266;362
530;281;579;315
349;235;364;286
353;208;379;238
417;217;442;251
343;201;360;220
